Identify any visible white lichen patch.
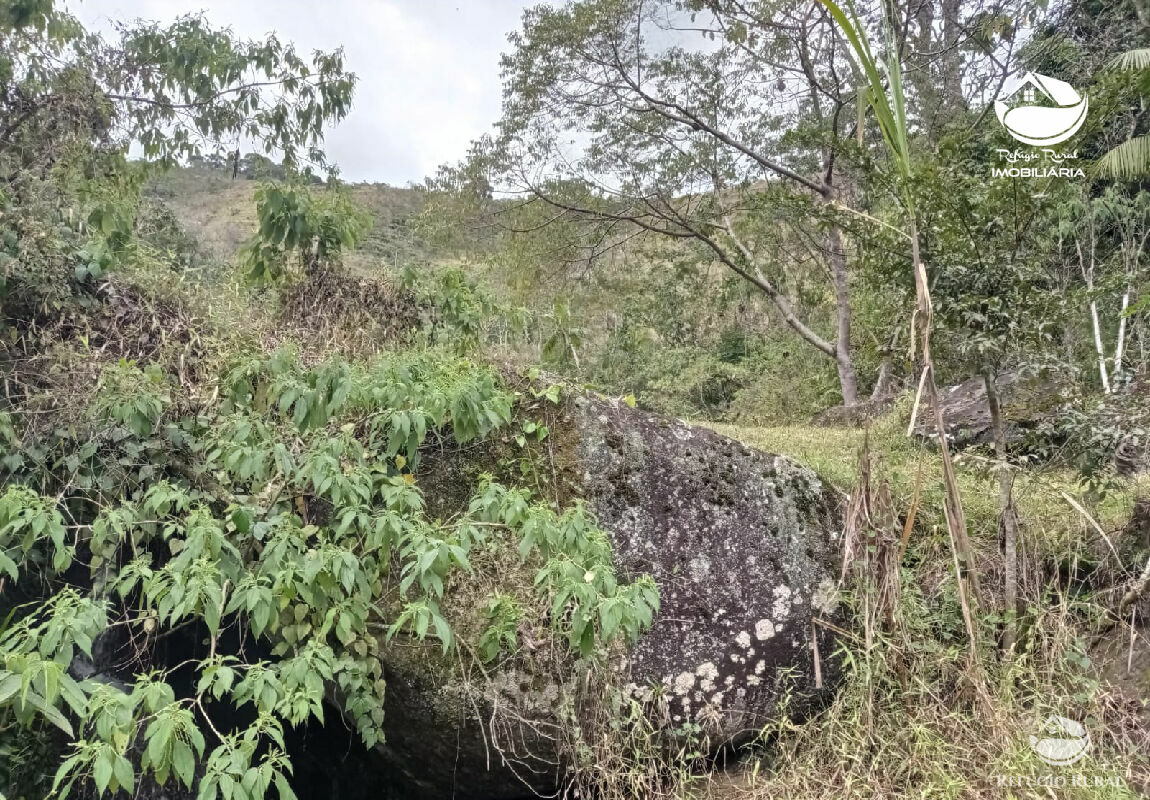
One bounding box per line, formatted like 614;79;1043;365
754;618;776;640
754;660;766;675
772;585;793;619
673;671;695;695
747;675;762;687
813;577;839;615
696;662;719;691
735;631;752;649
688;555;712;583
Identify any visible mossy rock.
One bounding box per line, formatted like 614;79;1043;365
911;371;1062;447
569;394;844;735
371;388;847;799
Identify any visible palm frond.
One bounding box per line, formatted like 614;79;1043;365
814;0;914;207
1097;135;1150;179
1110;48;1150;72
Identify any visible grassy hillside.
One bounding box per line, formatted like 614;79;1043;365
137;165;1150;799
147;166;432;275
150;166;852;427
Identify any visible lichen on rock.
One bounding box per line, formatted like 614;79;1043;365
570;395;845;741
378;388;847;798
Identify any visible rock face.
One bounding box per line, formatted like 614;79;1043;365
374;393;846;799
572;396;844;738
813;393;899;427
816;372;1062;448
911;371;1054;446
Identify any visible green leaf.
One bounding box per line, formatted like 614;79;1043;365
1110;48;1150;71
22;689;73;736
113;755;135;795
1097;135;1150;179
173;739;195;787
0;671;20;703
93;751;113;796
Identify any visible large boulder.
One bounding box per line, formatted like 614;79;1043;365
572;395;844;734
910;371;1055;446
813;392;899;427
815;372;1059;447
906;372;1150;475
372;393;846;799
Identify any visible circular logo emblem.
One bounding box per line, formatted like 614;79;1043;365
1029;715;1091;766
994;72;1088;146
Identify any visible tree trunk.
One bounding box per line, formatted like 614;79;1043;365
871;328;900;400
1113;283;1131;382
1077;232;1111;393
909;0;964;137
1140;316;1147;374
828;224;859;406
939;0;964;113
821;187;858;406
1090;299;1112;393
871;357;894;400
984;367;1018;655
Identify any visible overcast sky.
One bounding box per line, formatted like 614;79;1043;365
72;1;536;184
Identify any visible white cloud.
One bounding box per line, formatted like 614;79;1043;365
70;0;533;183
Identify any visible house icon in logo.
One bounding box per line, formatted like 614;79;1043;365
995;72;1088;146
1029;715;1091;766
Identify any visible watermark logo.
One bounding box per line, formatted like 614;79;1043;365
990;713;1124;788
1029;715;1091;767
991;147;1083;179
995;72;1088;146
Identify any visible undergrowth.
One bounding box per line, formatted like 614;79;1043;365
0;262;659;799
553;423;1150;800
616;410;1150;800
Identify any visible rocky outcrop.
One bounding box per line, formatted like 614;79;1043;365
813;393;899;427
816;372;1064;447
911;371;1056;446
376;393;846;799
573;395;844;736
902;372;1150;475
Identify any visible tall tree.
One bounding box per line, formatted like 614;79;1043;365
479;0;867;404
0;0;356;314
0;2;355;169
473;0;1031;406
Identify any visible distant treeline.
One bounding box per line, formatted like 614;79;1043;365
187;151;322;183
